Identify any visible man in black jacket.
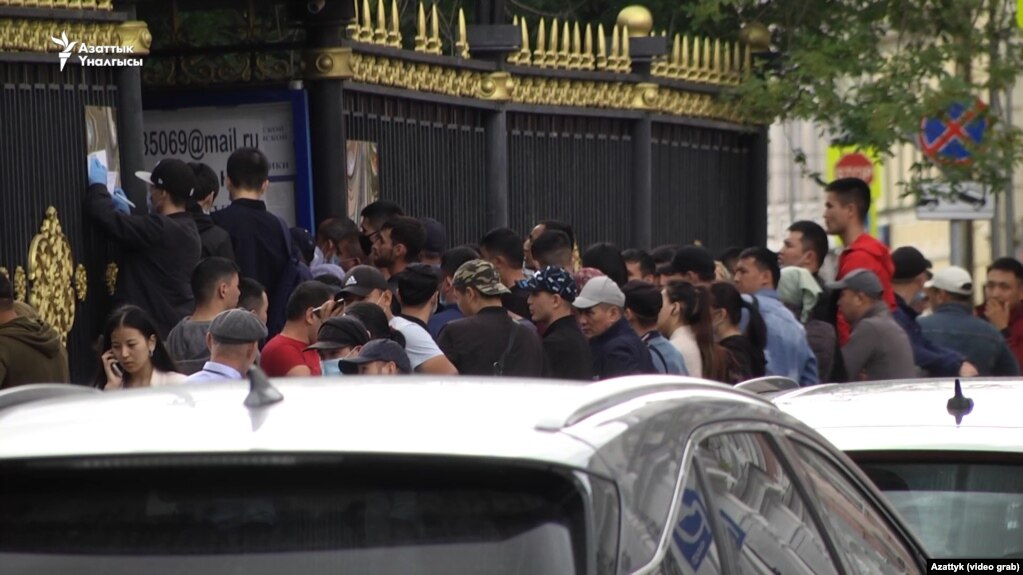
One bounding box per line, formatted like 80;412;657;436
524;266;593;381
187;162;234;261
212;148;299;336
86;157;201;337
573;276;656;379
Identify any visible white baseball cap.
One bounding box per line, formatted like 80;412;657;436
925;266;973;296
573;276;626;309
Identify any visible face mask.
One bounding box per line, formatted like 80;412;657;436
321;359;343;377
147;191;164;215
328;254;341;266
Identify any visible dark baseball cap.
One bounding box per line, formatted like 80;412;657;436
135;159;197;200
307;316;372;351
340;265;389;297
420;217;447;254
827;268;884;299
670;246;716;279
524;266;579;301
338;339;411;375
208;309;268;344
891;246;932;281
622;280;663;318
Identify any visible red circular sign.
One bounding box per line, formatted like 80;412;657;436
835;153;874;184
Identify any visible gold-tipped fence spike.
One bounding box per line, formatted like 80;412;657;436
456;8;469;58
713;38;722;76
621;25;631;72
583;23;594;70
558;20;570;68
347;0;360;37
415;1;427;51
374;0;387;44
388;0;401;47
547;18;559;67
521;17;531;64
361;0;373;41
703;37;711;70
610;24;620;71
534;18;547;67
429;3;441;54
570;21;581;69
596;23;607;70
671;34;681;76
733;41;742;80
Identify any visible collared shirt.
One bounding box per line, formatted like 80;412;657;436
754;288;819;386
186;361;244;382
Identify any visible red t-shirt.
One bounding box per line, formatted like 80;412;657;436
836;233;897;345
260;334;321;377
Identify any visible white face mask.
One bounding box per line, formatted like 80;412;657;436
320;358;343;377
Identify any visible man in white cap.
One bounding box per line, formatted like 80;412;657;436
918;267;1019;376
573;276;656;379
187;308;268;382
86;157;202;337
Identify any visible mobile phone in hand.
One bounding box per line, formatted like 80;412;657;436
111;362;124;378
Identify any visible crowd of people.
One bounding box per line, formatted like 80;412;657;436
1;147;1022;389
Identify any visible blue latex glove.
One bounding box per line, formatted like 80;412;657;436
88;156;108;187
110;187;136;215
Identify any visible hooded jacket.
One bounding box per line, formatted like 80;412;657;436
190;210;235;261
836;233;897;344
0;317;70;388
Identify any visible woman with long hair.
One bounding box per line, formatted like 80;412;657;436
708;282;767;383
95;305;184;390
658;281;727;381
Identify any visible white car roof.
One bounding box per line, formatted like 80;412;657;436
773;378;1023;453
0;376;773;468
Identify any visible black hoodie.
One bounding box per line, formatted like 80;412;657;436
189;208;235;261
0;317;70;388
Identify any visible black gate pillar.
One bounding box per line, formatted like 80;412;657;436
631;114;653;250
749;125;769;246
301;3;355;224
485;109;509;230
114;1;147;213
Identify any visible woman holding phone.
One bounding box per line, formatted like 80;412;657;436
95;305;185;390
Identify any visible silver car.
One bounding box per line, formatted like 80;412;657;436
775;378;1023;560
0;375;928;574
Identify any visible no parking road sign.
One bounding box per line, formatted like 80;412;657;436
918;99;988;164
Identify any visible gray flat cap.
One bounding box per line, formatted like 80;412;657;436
209;309;268;344
827;268;884;299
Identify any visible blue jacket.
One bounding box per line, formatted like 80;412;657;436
590;318;656;379
893;295;964;377
427;303;464;340
754;289;819;386
642;331;688;375
918;303;1020;376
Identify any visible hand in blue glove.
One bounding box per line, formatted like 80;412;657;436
88;156;108;187
110;188;136;215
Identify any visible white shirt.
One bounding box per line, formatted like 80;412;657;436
669;326;703;379
185;361;243;382
389;316;444;370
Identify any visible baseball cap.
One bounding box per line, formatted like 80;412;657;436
208;309;268;344
891;246;932;281
926;266;973;296
669;246;716;279
135;159;197;200
622;280;662;318
452;259;510;296
827;268;884;299
420;217;447;254
338;339;412;375
573;276;626;309
307;316;372;351
340;265;389;297
524;266;579;301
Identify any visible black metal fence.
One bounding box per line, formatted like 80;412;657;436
0;62;119;381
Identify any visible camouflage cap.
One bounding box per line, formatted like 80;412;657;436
452;259;511;296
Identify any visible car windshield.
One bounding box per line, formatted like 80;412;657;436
851;453;1023;559
0;455;589;575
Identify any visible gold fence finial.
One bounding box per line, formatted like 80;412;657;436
733;41;743;81
347;0;360;37
558;20;570;68
456;8;469;58
428;3;441;54
703;37;711;70
713;38;722;78
415;2;427;51
519;16;531;65
583;23;594;70
670;33;681;77
374;0;387;44
388;0;401;47
534;18;547;67
596;23;607;70
509;15;521;63
547;18;560;67
360;0;373;42
610;24;620;71
617;24;626;71
570;21;582;69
